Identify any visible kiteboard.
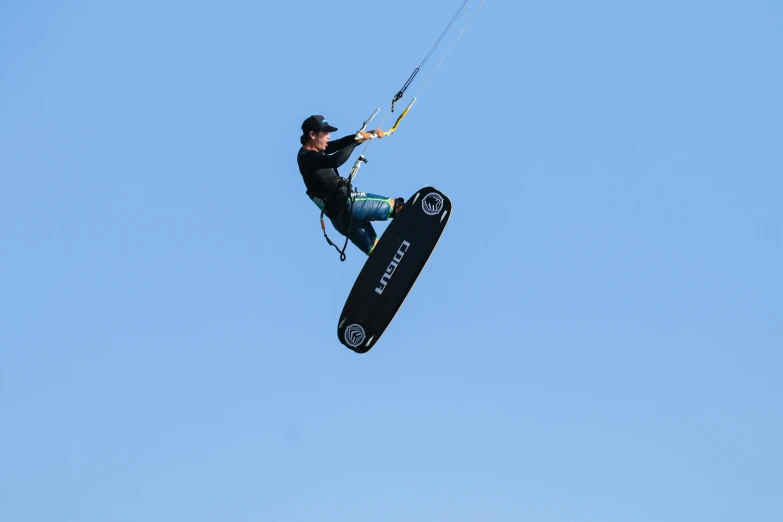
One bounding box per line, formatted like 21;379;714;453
337;186;452;353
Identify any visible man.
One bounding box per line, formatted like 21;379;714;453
297;114;404;256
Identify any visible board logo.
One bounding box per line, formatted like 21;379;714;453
375;240;411;295
422;192;444;216
344;324;366;348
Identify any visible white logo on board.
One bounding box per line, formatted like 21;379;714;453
422;192;444;216
344;324;366;348
375;240;411;295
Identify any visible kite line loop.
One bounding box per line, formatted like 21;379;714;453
349;0;486;182
391;0;470;113
323;0;486;261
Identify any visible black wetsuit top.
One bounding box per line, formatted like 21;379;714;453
297;135;360;214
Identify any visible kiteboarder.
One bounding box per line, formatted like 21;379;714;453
297;115;405;257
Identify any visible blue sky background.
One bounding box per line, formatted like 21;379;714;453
2;1;781;521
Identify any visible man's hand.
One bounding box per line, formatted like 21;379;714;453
357;129;386;142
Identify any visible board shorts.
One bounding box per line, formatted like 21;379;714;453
311;191;396;255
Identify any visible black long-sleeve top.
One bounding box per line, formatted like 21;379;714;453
297;134;360;199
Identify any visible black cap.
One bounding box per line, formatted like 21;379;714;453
301;115;338;133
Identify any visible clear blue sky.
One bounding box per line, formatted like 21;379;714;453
2;1;781;521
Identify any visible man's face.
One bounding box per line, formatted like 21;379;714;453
311;130;330;151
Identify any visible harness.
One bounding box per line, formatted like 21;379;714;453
311;168;356;262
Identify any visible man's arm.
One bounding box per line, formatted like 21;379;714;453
324;134;359;155
299;139;359;171
299;130;383;172
326;130;384;154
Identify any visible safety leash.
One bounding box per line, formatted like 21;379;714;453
320;172;356;262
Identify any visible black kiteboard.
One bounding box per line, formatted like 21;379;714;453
337;186;452;353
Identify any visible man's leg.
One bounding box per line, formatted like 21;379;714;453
349;192;404;221
350;222;378;255
347;193;396;255
329;192;404;255
329;210;377;255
